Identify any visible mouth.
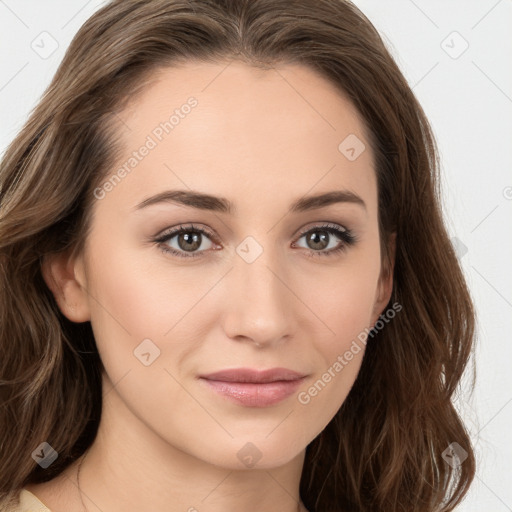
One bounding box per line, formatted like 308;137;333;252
200;367;307;383
198;367;308;407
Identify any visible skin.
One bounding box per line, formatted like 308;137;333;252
29;61;394;512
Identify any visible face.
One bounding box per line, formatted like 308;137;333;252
48;61;393;470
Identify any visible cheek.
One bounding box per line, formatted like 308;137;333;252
86;240;194;335
294;252;380;416
294;281;376;435
309;255;381;349
84;238;224;389
82;236;170;376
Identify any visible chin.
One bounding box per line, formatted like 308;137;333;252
199;432;308;470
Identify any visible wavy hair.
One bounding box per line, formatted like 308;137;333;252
0;1;476;510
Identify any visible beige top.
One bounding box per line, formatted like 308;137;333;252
15;489;51;512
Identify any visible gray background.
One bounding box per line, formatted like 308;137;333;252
1;1;511;510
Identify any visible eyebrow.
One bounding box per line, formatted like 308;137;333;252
133;189;366;214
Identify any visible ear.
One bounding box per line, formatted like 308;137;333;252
41;248;91;323
370;232;396;326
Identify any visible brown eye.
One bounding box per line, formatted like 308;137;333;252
155;224;217;259
292;223;356;257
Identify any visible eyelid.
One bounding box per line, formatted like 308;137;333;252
154;223;218;243
295;221;348;238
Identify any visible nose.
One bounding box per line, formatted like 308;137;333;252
221;246;296;349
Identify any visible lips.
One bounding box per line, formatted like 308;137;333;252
198;367;308;407
199;367;306;383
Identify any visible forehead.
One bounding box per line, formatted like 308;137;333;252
102;60;377;215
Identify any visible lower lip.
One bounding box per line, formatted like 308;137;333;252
199;377;305;407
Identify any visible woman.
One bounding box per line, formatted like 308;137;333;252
0;1;476;511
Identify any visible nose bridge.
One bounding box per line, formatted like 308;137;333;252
223;235;293;344
241;252;278;297
236;235;288;307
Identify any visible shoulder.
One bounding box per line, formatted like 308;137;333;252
19;466;83;512
14;489;52;512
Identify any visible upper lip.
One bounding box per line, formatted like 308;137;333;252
199;367;307;383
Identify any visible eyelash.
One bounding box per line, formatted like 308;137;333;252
154;222;357;260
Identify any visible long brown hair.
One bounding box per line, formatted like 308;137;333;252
0;1;476;510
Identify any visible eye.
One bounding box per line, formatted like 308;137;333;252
153;222;357;259
154;224;218;259
292;223;356;257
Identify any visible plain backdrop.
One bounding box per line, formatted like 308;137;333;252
1;1;511;510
